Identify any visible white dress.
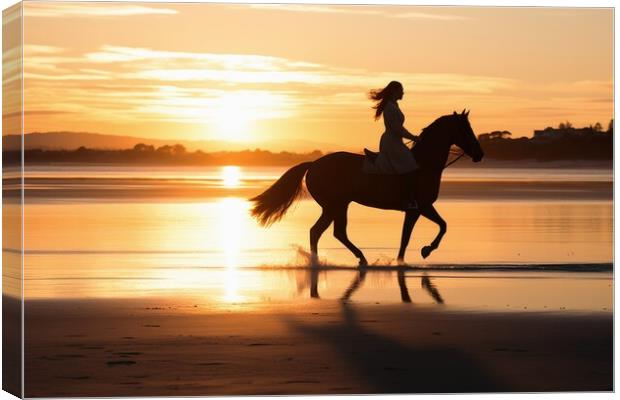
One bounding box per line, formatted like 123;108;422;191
370;101;418;174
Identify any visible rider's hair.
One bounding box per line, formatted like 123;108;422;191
369;81;403;121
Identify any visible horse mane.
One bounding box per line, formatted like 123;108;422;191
418;114;453;142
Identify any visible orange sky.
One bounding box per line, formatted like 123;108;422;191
4;2;614;150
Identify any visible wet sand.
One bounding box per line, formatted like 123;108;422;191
9;177;612;201
21;273;613;396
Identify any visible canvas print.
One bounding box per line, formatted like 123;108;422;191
2;1;613;397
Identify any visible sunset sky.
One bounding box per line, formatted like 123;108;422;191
6;2;614;150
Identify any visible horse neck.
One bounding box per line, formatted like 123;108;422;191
412;127;452;172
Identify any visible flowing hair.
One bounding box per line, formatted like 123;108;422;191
368;81;403;120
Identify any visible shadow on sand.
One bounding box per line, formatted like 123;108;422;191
286;267;508;393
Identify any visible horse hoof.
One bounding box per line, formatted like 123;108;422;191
359;259;368;267
421;246;433;259
310;254;320;267
397;258;409;267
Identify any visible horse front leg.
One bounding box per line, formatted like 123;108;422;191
397;210;420;264
419;205;447;259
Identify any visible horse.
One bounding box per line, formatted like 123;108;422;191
250;110;484;266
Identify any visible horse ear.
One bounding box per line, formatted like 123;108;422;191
453;111;457;116
465;110;470;116
461;109;466;115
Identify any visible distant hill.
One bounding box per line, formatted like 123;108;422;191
3;132;187;151
2;131;341;153
3;145;326;167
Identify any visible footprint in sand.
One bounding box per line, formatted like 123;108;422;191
56;376;90;380
194;362;226;366
114;352;143;357
55;354;85;359
107;360;137;367
491;347;527;353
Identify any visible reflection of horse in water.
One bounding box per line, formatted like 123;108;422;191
250;111;484;265
309;267;444;304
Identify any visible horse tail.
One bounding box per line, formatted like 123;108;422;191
250;162;313;227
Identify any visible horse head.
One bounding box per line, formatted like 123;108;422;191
450;110;484;162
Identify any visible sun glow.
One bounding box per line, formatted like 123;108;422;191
210;91;293;142
221;166;241;188
214;94;251;141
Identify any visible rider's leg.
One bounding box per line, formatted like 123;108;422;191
402;170;418;210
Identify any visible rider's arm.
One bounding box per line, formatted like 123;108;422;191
384;103;418;141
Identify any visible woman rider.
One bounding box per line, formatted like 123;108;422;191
369;81;419;210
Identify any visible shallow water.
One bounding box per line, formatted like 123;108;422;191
5;164;613;301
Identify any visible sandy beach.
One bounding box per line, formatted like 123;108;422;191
21;270;613;397
10;164;613;396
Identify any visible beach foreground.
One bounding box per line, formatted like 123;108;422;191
23;270;612;397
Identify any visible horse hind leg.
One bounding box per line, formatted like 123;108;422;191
333;205;368;266
310;209;332;265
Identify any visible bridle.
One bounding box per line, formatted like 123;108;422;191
404;113;480;170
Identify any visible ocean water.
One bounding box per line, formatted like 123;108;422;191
7;164;613;302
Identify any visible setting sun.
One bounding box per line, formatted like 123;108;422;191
210;91;293;142
213;93;251;141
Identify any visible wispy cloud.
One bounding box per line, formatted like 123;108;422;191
244;4;470;21
24;3;178;18
21;44;611;140
79;46;510;93
23;44;515;124
85;45;321;69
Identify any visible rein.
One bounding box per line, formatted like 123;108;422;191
443;151;466;169
404;139;468;170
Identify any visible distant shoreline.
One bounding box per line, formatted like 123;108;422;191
6;177;612;203
3;127;613;167
447;158;613;169
11;159;613;169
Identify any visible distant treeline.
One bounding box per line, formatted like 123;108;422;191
479;134;612;161
3;144;324;167
478;121;613;161
2;122;613;167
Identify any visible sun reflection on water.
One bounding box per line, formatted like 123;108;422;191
221;166;241;188
218;197;248;302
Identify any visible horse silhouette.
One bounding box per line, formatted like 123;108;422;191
250;110;484;265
